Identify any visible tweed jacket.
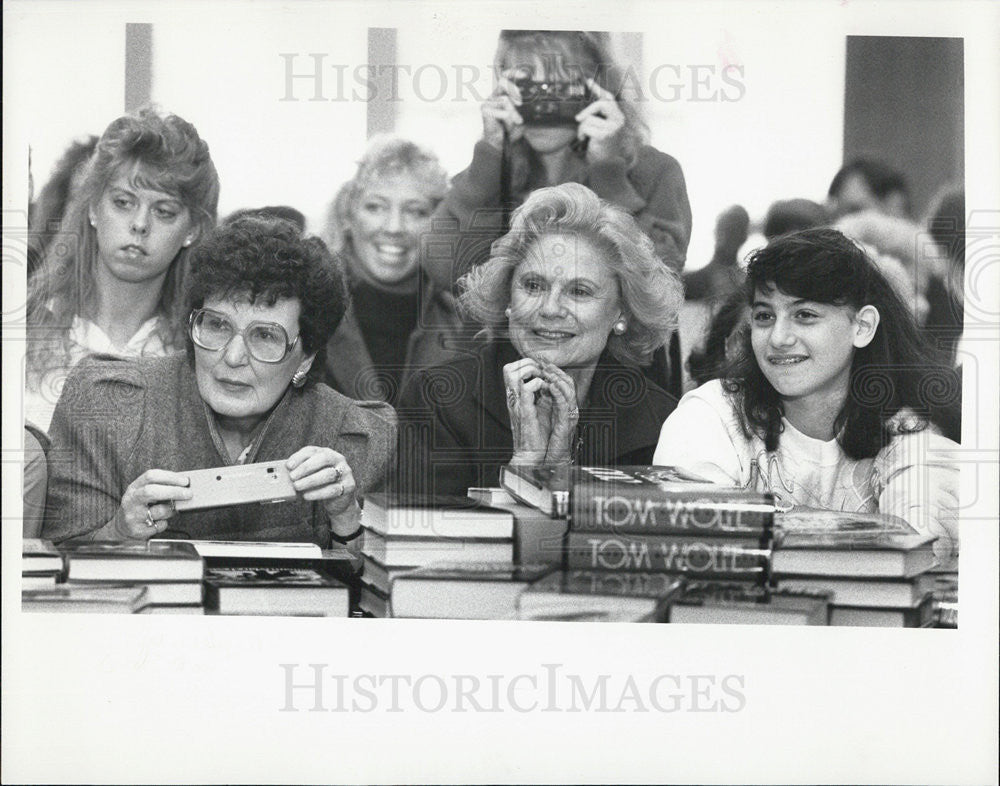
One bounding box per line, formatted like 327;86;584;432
43;354;396;546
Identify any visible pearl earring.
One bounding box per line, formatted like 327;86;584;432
504;306;511;319
613;319;627;335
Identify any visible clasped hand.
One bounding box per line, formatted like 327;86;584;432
503;358;580;468
113;447;359;541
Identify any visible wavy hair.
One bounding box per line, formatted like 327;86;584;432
324;134;448;258
459;182;681;366
495;30;648;192
724;227;959;458
184;215;348;383
26;108;219;384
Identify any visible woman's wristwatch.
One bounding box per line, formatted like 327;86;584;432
329;500;363;543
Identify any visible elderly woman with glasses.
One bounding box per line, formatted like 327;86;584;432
42;215;396;545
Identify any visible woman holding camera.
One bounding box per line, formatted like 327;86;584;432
42;216;395;545
396;183;681;497
423;30;691;291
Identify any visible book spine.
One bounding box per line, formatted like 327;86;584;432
571;486;774;536
565;532;770;576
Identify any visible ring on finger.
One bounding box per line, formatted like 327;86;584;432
145;508;157;528
332;466;342;484
506;387;518;408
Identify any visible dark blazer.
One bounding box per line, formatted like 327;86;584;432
43;354;396;546
394;339;678;496
325;267;470;406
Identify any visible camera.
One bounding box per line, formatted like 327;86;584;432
514;78;593;126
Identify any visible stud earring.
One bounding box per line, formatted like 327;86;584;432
291;369;308;388
504;306;511;319
613;319;627;335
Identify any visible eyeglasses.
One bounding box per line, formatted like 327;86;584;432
189;308;300;363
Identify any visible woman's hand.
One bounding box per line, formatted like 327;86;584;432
113;469;192;541
504;359;579;467
286;446;361;538
482;70;526;150
537;361;580;463
577;79;627;164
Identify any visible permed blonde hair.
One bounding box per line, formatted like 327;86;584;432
459;182;681;366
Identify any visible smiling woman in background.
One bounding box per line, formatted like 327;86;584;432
42;216;395;545
323;135;465;406
395;183;681;496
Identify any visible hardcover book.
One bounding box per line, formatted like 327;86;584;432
772;530;937;578
361;529;514;567
150;538;323;560
667;581;830;625
66;579;204;607
203;566;349;617
22;584;148;614
565;531;769;576
22;538;65;574
390;562;552;620
829;593;936;627
775;576;927;608
775;508;916;534
570;465;774;535
362;493;515;539
21;572;60;591
361;553;419;596
467;487;517;507
499;463;571;518
517;569;686;622
357;582;390;618
63;540;203;582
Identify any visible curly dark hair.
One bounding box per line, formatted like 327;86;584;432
184;215;348;382
724;227;960;459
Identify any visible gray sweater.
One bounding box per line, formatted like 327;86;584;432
43;354;396;546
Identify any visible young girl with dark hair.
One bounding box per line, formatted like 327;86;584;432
654;228;960;564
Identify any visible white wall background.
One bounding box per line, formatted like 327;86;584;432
15;1;853;271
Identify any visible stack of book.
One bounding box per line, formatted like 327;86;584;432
566;467;775;618
920;571;958;628
153;539;352;617
358;493;517;617
512;465;779;622
772;510;939;627
23;540;205;614
21;538;64;590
